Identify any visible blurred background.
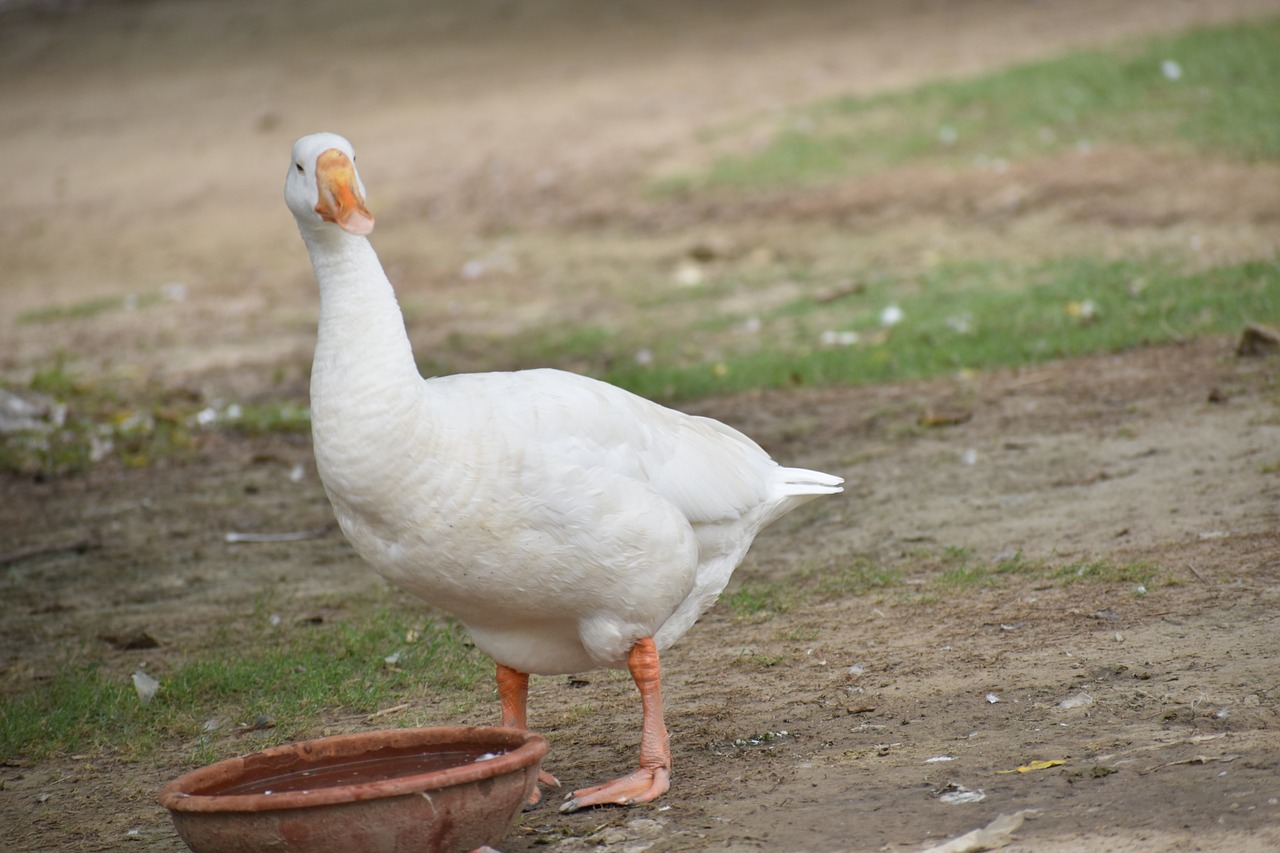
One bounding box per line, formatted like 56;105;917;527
3;0;1277;411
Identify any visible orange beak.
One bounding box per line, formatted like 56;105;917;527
314;149;375;235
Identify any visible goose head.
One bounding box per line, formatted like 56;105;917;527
285;132;375;236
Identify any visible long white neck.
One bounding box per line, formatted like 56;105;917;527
302;226;428;506
305;227;421;405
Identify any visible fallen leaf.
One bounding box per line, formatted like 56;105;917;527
997;759;1066;774
920;409;972;427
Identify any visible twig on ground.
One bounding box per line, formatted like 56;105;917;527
224;527;332;544
0;539;97;567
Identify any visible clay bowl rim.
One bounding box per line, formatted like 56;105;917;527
157;725;548;814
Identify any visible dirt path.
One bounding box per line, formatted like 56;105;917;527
2;1;1280;851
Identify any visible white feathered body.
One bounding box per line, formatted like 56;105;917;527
301;198;841;679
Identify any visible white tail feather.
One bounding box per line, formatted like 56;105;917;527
778;466;845;497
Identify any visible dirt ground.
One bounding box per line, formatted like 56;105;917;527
3;1;1280;851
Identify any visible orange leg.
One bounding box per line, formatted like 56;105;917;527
496;664;531;729
497;663;559;806
560;637;672;813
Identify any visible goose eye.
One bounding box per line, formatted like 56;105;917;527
295;163;305;174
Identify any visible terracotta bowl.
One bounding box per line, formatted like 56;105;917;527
157;726;548;853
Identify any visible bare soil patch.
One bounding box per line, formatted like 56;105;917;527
2;1;1279;851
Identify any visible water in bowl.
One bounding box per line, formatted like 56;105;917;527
214;747;504;796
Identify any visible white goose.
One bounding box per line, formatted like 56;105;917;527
285;132;843;812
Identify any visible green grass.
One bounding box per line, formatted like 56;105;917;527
0;607;487;763
504;256;1278;402
0;358;200;475
673;16;1280;191
16;292;169;325
721;556;902;617
929;549;1163;593
720;550;1166;618
221;401;312;436
1052;559;1160;586
719;579;794;616
0;360;313;476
